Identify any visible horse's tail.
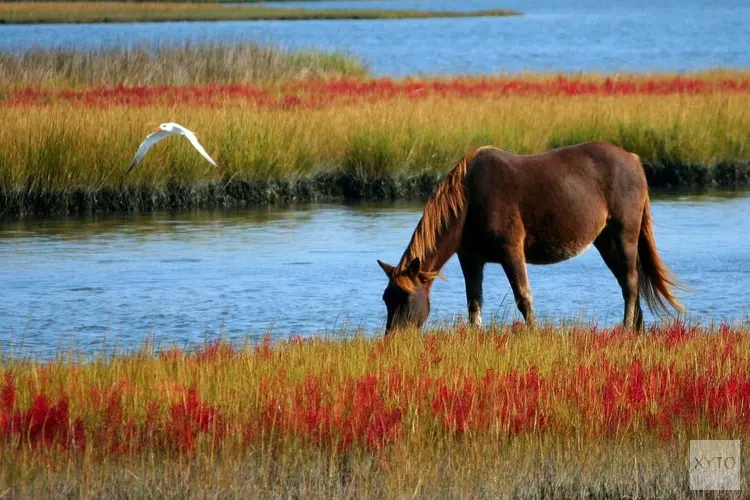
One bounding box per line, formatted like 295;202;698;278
637;197;685;317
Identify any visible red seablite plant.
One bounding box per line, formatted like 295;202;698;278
166;386;224;453
252;373;402;451
1;322;749;460
430;368;546;435
254;335;274;360
0;374;85;452
4;76;750;109
196;339;235;363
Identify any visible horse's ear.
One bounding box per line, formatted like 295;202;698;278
407;258;421;278
377;260;395;277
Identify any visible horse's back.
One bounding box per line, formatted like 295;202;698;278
529;141;649;222
468;141;646;210
463;141;647;264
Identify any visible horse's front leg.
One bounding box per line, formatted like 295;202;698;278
500;245;536;327
458;254;484;327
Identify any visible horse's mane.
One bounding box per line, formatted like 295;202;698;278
394;147;491;289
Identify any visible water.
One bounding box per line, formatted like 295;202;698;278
1;0;748;355
1;0;748;76
1;191;749;357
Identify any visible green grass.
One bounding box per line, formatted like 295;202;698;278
0;2;522;24
548;122;750;186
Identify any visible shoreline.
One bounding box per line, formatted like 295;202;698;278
3;162;748;218
0;3;522;24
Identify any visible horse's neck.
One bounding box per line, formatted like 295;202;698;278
423;237;459;274
399;213;464;274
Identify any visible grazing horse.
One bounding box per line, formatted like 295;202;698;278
377;141;684;334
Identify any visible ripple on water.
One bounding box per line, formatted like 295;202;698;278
1;195;749;357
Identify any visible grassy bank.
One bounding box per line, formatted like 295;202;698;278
0;2;521;23
0;42;369;88
2;81;750;217
3;44;745;90
1;322;749;497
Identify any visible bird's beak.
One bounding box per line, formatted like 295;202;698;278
154;127;161;132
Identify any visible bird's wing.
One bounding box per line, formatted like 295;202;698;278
183;131;218;167
126;130;172;174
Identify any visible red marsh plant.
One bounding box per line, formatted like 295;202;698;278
1;321;749;461
2;322;750;497
4;75;750;109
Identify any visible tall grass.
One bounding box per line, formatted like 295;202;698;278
0;42;369;88
1;322;749;497
0;2;521;24
2;72;749;215
2;93;749;186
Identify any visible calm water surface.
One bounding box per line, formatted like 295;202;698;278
1;191;749;357
1;0;748;76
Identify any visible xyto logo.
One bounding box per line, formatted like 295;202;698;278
693;455;738;471
689;440;741;491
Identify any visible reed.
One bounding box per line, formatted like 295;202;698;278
1;321;749;498
0;42;369;89
2;85;750;217
0;2;521;24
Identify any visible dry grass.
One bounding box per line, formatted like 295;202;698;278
0;2;521;24
0;42;369;88
1;321;749;498
2;45;745;91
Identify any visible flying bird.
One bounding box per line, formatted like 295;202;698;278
126;122;217;174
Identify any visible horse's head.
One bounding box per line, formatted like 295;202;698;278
377;257;438;335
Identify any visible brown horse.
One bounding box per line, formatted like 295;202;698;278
377;141;684;334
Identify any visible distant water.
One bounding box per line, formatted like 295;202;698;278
0;0;748;76
1;191;749;357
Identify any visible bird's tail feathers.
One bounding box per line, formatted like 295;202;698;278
125;160;138;175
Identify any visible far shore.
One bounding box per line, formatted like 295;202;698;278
0;2;522;24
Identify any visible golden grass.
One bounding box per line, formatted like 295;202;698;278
2;92;748;192
1;322;749;498
0;2;521;24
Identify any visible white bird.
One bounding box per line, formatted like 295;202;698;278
126;122;217;174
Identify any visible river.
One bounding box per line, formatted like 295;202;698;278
1;0;748;76
1;190;748;357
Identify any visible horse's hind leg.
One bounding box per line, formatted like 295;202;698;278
634;301;644;330
500;245;536;327
594;226;642;330
458;253;485;327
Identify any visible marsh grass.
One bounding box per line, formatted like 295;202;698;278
0;42;369;88
1;321;749;498
0;2;521;24
0;443;710;498
2;91;750;216
2;65;749;216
